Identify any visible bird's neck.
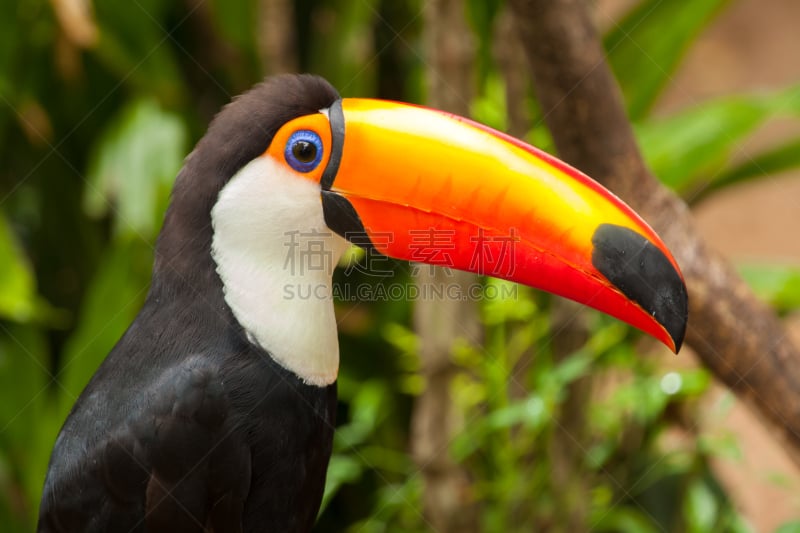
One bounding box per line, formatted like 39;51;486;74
210;156;349;386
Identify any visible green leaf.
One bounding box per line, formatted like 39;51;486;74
485;395;546;432
606;0;731;119
701;137;800;201
0;213;38;322
776;522;800;533
0;324;56;526
357;445;412;475
84;99;186;239
465;0;502;88
92;0;183;101
319;454;362;514
675;368;712;397
698;432;742;461
58;239;154;414
636;91;800;194
334;381;389;449
683;479;718;533
551;350;593;385
721;511;755;533
591;506;662;533
471;75;508;132
737;264;800;313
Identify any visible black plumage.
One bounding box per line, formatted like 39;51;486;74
39;75;340;533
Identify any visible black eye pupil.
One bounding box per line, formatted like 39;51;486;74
292;140;317;163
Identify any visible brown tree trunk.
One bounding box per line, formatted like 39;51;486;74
257;0;298;75
508;0;800;466
410;1;480;531
493;8;530;139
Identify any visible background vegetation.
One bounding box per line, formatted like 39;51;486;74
0;0;799;531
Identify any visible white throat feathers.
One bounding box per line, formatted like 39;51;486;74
211;155;350;387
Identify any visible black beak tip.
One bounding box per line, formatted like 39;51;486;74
591;224;688;353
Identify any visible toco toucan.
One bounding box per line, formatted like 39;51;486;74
38;74;687;532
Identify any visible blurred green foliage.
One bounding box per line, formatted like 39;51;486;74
0;0;798;531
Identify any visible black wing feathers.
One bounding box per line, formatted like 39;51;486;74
39;356;250;533
141;356;250;533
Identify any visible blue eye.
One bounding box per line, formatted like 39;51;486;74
284;130;323;173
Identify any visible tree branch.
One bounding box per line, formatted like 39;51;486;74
507;0;800;464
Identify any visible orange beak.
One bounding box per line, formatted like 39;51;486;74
270;98;688;352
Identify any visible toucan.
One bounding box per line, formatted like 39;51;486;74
38;74;687;532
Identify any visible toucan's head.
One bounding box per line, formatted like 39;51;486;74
163;74;687;386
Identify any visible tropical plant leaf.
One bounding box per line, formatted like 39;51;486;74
91;0;183;101
683;479;718;533
776;522;800;533
636;87;800;195
592;506;662;533
0;324;57;525
697;137;800;201
84;99;186;239
58;240;154;415
737;264;800;313
319;455;362;515
465;0;502;88
605;0;731;120
471;74;508;132
0;214;38;322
